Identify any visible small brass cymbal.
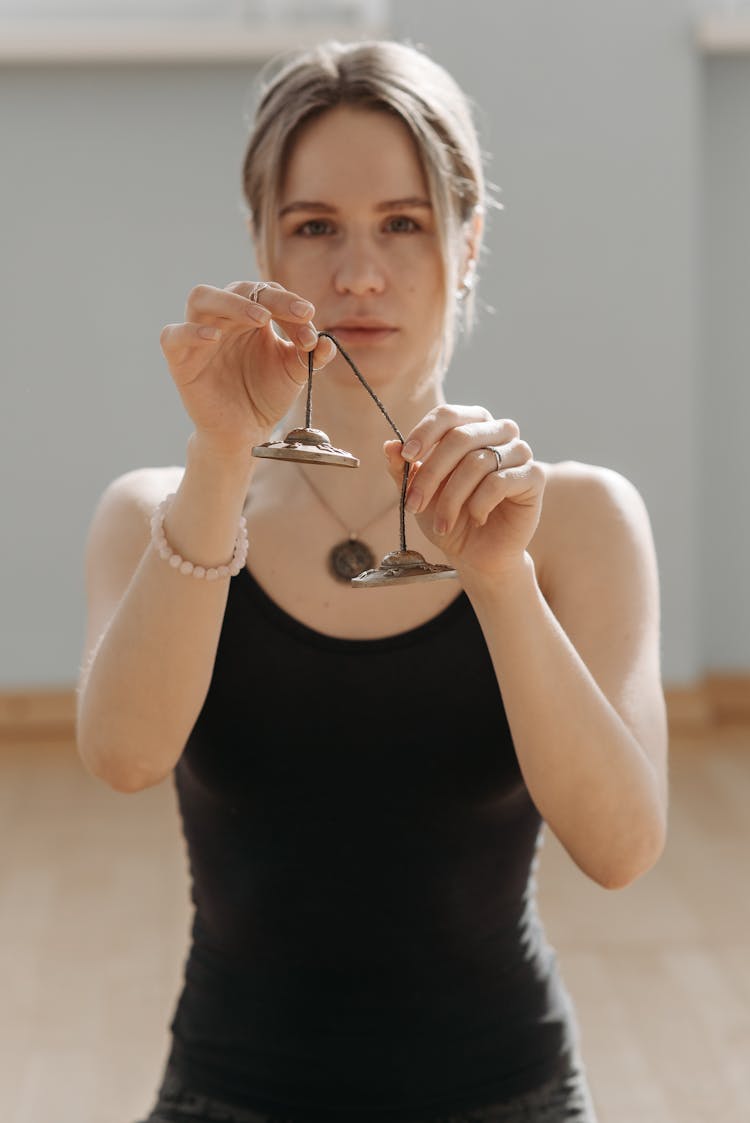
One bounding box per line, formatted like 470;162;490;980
252;427;359;468
351;549;457;588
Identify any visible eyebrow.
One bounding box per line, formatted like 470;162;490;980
277;196;433;218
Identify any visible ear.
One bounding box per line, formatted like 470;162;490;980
459;206;484;288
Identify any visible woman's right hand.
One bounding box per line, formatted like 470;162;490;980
159;281;337;456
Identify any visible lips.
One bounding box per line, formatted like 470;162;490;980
325;321;398;344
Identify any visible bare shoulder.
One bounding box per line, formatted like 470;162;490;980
533;459;655;596
87;464;183;541
79;465;185;681
91;464;185;526
83;465;184;592
540;458;648;519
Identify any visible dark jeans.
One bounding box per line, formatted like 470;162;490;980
133;1056;598;1123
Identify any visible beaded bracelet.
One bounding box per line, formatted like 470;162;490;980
150;493;248;580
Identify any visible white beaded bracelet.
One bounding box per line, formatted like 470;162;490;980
150;493;248;581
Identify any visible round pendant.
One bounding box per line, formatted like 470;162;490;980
328;538;375;582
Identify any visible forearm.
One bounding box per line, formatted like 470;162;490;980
77;435;255;792
462;555;666;888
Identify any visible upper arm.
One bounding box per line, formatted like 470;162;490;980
78;466;183;698
540;461;668;807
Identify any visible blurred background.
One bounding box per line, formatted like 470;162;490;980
0;3;749;1122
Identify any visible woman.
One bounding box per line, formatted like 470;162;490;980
77;40;668;1123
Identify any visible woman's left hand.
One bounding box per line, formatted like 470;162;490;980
384;405;546;580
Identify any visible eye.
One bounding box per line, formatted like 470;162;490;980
385;215;420;233
296;218;335;236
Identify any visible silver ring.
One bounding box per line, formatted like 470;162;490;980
248;281;270;304
484;445;503;472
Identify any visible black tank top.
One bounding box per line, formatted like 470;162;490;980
167;567;576;1122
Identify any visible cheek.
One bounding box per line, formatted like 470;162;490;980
416;244;446;297
413;251;446;310
270;258;322;301
270;236;323;277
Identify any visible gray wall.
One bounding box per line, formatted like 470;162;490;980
702;56;750;669
0;1;746;688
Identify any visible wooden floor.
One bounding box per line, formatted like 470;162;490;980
1;725;748;1123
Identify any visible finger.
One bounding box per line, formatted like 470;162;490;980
225;282;328;355
160;321;223;366
400;405;510;462
189;282;328;357
383;440;419;489
224;280;317;330
383;439;403;481
429;439;533;535
280;332;339;385
319;334;338;365
401;415;522;514
186;283;272;329
295;320;322;353
290;331;338;369
465;459;547;528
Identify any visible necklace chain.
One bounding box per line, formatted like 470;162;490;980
296;464;400;539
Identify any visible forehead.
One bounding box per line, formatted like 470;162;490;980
280;105;430;205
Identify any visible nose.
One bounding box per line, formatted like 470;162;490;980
333;237;386;296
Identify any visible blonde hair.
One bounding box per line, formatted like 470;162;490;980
241;40;489;364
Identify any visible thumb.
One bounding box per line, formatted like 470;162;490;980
383;439;420;492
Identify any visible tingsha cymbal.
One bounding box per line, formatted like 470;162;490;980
252;427;359;468
351;549;457;588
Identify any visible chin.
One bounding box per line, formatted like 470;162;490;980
327;345;400;383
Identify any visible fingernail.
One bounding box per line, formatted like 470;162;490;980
291;299;314;317
299;324;318;347
405;488;422;514
402;439;421;461
433;516;447;536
